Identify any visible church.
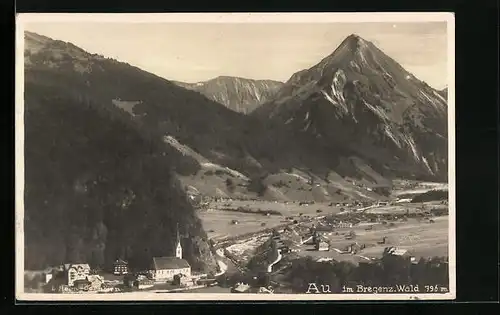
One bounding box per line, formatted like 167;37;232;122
151;225;191;282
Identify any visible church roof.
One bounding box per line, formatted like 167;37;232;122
152;257;190;270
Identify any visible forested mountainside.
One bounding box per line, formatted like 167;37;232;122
174;76;283;114
253;34;448;182
24;31;221;271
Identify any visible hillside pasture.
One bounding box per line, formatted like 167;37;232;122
198;210;286;240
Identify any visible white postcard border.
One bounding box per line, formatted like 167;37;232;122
15;12;456;301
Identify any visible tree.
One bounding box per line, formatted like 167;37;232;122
225;178;235;193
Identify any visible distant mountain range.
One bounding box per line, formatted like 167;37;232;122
173;76;283;114
23;31;448;270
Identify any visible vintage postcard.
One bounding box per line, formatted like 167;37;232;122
15;12;455;301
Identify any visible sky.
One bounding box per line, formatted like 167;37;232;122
23;21;448;89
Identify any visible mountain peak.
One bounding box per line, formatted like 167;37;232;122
345;33;363;42
315;34;372;67
339;33;370;51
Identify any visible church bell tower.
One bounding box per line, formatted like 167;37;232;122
175;223;182;259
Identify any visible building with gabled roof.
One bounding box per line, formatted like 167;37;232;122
151;223;191;282
113;258;129;275
383;247;416;262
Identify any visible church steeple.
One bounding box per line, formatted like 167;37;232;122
175;223;182;259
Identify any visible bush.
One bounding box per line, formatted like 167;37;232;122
411;190;448;203
272;180;289;188
248;176;268;196
215;170;225;176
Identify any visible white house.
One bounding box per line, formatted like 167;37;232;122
151;257;191;282
64;263;91;287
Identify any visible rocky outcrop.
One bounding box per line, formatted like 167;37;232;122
174;76;283;114
253;34;448;181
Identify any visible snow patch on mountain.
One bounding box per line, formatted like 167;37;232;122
384;125;402;148
419;90;446;113
364;101;390;121
404;136;421;163
304;111;310;121
421;156;434;175
302;120;312;132
433;90;447;103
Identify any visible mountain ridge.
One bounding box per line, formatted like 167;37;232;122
173;76;284;114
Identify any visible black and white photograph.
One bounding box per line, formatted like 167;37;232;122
15;13;455;300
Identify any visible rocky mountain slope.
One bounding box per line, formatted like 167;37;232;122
174;76;283;114
253;34;448;182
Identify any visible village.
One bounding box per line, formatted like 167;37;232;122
27;226;217;294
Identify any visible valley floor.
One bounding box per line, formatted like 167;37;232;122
200;188;450;274
296;216;448;262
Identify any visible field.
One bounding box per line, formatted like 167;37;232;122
198;200;343;239
296;215;449;263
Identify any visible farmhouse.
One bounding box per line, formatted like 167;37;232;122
316;241;329;251
314;235;330;251
125;274;155;290
173;273;194;287
64;263;91;287
113;259;129;275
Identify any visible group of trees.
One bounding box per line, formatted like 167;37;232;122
225;178;235;193
411;189;448;203
286;255;449;293
247;175;268;196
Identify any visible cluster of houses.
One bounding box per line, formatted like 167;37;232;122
43;263;111;293
40;228;209;294
275;220;421;263
271;225;330;254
